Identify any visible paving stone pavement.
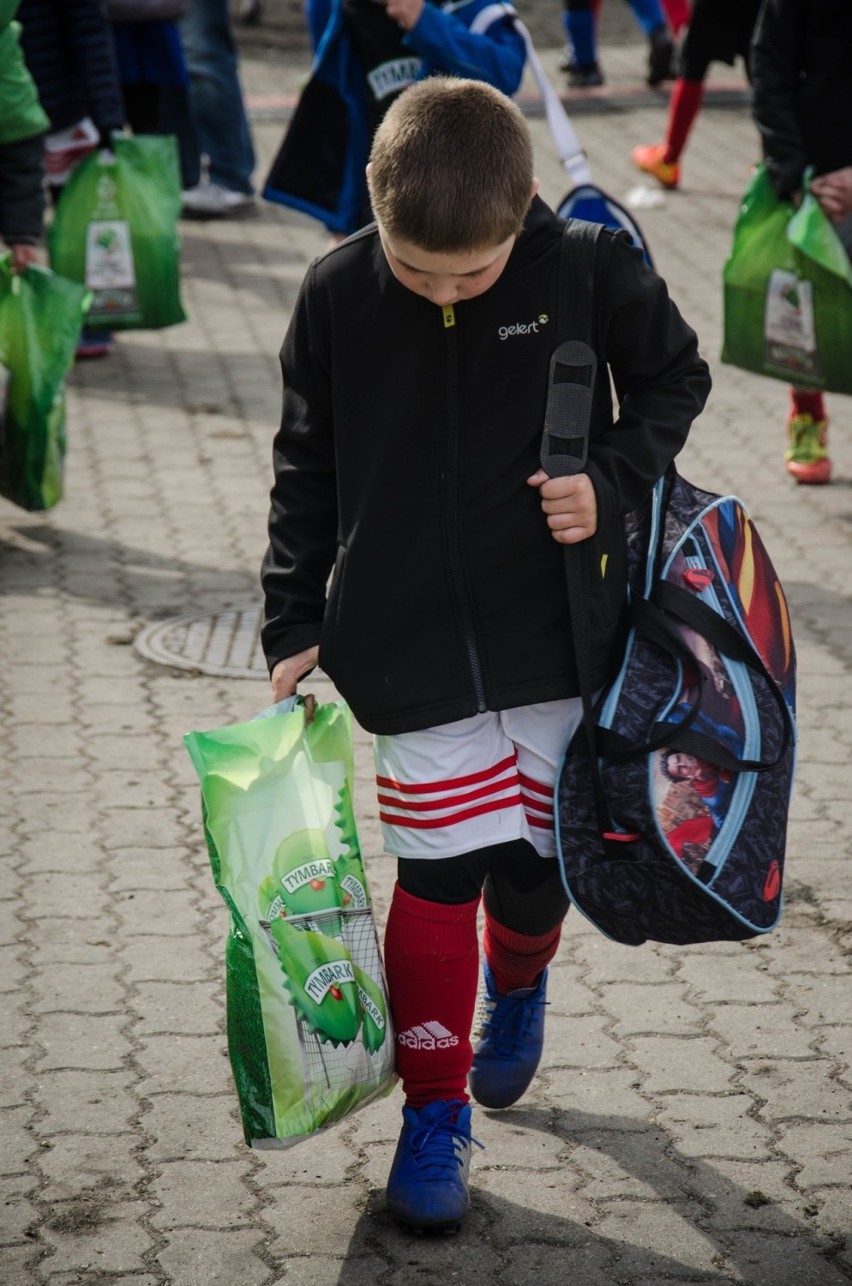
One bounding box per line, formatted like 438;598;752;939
1;36;851;1286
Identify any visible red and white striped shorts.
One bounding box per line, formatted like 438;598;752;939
372;699;583;861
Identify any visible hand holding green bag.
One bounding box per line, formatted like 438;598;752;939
722;164;852;393
48;134;187;331
0;256;90;511
184;699;397;1149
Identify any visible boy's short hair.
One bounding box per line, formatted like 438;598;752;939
368;77;534;253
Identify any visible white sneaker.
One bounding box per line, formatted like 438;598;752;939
181;180;254;216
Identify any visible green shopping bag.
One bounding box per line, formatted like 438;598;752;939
184;699;397;1148
0;256;90;511
722;164;852;392
48;134;187;331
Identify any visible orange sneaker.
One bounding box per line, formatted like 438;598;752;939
632;142;680;190
786;414;832;484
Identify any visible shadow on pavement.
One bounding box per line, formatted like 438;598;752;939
0;524;255;617
336;1106;843;1284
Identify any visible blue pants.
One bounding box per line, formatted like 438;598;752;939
564;0;666;63
180;0;256;194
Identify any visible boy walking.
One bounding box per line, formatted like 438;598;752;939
261;77;711;1232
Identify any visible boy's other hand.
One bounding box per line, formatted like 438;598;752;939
811;167;852;222
527;470;598;544
384;0;424;30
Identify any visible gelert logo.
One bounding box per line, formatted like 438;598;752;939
498;313;549;340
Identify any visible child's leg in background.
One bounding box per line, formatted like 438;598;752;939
625;0;667;37
664;77;705;162
660;0;690;35
562;0;604;84
786;388;831;484
625;0;675;86
631;18;710;186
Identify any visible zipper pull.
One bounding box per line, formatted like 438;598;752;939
442;304;455;328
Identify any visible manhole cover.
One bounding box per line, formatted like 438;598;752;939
134;604;333;684
134;604;268;677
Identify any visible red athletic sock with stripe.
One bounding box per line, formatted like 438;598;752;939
665;78;704;163
790;388;826;420
384;883;480;1107
483;910;562;995
661;0;689;34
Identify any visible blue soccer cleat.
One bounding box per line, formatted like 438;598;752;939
468;962;548;1109
386;1099;479;1232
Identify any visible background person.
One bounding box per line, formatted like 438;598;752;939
631;0;762;189
17;0;126;357
0;0;48;273
751;0;852;485
179;0;256;215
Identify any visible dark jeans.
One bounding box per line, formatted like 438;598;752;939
180;0;256;193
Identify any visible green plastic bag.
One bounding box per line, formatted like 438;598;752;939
184;699;397;1148
722;165;852;393
0;256;90;511
48;134;187;331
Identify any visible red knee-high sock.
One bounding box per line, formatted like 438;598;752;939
665;78;704;163
660;0;689;35
384;883;480;1107
790;388;826;420
483;909;562;995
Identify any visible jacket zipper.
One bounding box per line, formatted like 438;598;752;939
442;304;487;712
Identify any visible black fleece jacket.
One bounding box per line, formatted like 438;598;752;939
261;197;711;735
751;0;852;199
17;0;124;136
0;133;45;245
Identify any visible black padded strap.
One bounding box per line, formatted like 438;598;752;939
549;221;610;831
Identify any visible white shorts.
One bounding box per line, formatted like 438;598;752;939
373;699;583;861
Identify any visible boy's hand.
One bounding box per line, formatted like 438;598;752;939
271;647;320;722
810;167;852;222
10;244;39;273
384;0;424;30
527;470;598;544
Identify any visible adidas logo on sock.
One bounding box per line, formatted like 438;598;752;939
397;1021;459;1050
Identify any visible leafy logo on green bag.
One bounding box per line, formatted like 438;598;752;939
764;268;819;379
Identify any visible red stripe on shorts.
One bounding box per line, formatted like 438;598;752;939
525;814;554;829
518;771;552;798
377;775;519;812
379;791;523;830
376;753;517;796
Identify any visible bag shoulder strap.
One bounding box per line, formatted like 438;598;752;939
541;219;612;831
540;219;605;478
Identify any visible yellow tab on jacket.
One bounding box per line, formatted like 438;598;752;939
442;304;455;328
600;553;609;577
